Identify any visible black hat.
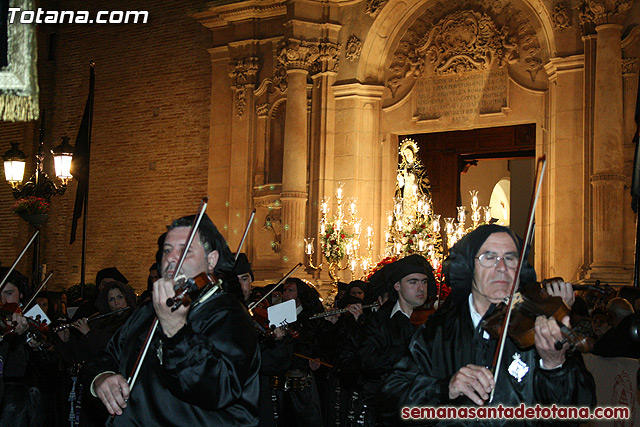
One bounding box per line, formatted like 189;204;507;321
368;254;436;300
233;253;254;281
345;280;370;303
95;267;128;286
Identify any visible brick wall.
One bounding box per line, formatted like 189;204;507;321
1;0;214;293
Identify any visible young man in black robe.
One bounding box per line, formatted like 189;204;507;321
379;225;596;426
356;254;437;425
89;214;260;426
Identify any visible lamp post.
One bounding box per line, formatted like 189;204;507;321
2;113;73;290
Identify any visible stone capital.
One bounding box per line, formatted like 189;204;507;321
311;42;340;75
580;0;632;26
278;39;321;71
228;56;259;87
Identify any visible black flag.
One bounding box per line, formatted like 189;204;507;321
631;72;640;213
70;64;95;244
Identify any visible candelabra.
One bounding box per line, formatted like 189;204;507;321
305;183;368;284
444;190;492;250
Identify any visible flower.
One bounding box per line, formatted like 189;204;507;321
11;196;50;216
320;220;353;263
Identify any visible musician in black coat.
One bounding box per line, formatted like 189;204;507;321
88;214;260;426
379;225;596;426
356;255;437;425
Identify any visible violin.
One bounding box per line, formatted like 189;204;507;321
481;281;590;353
409;297;438;326
165;272;221;311
249;298;299;339
0;303;53;350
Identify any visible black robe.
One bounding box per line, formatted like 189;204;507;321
378;300;596;426
358;301;417;404
87;290;260;426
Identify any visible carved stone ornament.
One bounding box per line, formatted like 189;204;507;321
366;0;388;17
278;39;321;71
234;85;247;117
580;0;633;26
256;103;269;116
552;2;572;29
229;57;259;86
273;64;288;93
416;10;519;75
228;57;259;117
262;210;282;254
312;42;341;74
622;58;638;75
386;1;544;96
345;35;363;61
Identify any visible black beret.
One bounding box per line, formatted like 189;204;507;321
95;267;128;286
232;253;253;280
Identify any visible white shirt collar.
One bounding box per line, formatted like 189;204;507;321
296;304;303;316
469;293;490;339
390;300;411;319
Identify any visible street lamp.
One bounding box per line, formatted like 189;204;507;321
1;113;74;292
2;114;73;200
2;142;27;188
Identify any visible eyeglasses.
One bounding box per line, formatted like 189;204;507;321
475;252;518;269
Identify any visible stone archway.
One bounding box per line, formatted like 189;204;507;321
356;0;557;86
332;0;598;282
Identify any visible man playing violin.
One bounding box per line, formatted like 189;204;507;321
0;268;52;427
379;225;595;426
89;214;260;426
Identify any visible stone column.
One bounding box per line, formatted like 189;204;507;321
279;39;319;265
582;0;633;283
227;55;258;250
309;42;339;267
543;55;585;281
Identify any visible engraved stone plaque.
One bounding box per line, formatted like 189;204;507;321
414;68;508;123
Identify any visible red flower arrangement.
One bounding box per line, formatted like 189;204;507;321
11;196;50;216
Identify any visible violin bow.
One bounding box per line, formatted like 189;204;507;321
0;230;40;292
22;271;54;312
234;209;256;262
247;263;303;314
190;209;257;310
489;155;546;403
127;197;209;393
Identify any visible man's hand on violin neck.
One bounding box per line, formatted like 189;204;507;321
95;373;130;416
448;364;494;406
153;278;188;338
543;279;575;308
535;315;568;369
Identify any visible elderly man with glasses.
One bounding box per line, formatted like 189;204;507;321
378;225;595;426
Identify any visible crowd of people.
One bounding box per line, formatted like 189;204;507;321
0;217;635;426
